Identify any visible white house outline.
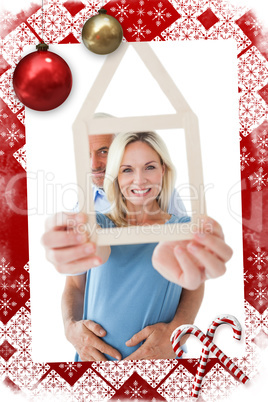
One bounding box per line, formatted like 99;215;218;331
72;42;206;245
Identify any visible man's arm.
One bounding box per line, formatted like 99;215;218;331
62;274;121;361
124;284;204;360
170;284;204;331
42;211;118;361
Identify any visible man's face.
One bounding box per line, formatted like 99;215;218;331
89;134;114;187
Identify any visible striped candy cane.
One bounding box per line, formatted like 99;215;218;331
191;315;242;398
171;325;249;387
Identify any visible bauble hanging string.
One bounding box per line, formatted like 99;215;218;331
13;0;72;112
82;0;123;55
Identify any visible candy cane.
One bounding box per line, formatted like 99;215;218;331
171;325;249;387
191;315;242;398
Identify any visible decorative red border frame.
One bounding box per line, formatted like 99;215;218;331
0;0;268;400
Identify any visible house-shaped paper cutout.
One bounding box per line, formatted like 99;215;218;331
72;42;206;246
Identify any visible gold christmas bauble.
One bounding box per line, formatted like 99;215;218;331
82;9;123;55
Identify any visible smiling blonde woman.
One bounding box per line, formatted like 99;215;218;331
104;131;177;226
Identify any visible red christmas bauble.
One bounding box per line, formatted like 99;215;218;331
13;43;72;111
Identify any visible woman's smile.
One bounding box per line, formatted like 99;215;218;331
131;188;151;196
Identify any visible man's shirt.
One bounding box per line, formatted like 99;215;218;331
93;185;111;213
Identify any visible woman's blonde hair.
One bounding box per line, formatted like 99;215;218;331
103;131;176;226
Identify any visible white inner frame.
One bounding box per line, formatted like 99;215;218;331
26;40;244;362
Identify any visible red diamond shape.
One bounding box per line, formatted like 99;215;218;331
258;84;268;105
236;11;262;44
63;1;85;17
0;340;17;361
110;371;166;400
59;33;80;44
183;357;218;377
3;376;21;393
197;8;219;30
236;11;268;61
0;54;11;76
49;362;91;387
252;328;268;349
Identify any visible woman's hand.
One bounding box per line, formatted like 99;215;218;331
152;217;233;290
42;212;102;274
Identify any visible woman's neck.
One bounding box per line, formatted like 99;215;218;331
125;200;170;225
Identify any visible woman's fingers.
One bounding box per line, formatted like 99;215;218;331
45;242;99;266
192;232;233;263
50;254;102;274
198;216;224;239
187;218;232;280
173;246;205;289
152;241;184;283
45;211;87;231
41;228;88;249
152;241;206;289
152;217;232;288
187;241;227;279
42;212;101;274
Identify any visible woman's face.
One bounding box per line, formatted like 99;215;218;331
118;141;165;209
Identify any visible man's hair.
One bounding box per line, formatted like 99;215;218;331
103;131;176;226
92;112;117;138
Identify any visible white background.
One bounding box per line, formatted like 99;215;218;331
25;40;245;362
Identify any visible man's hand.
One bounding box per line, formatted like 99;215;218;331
66;319;121;361
152;217;233;290
124;323;177;360
42;212;103;274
